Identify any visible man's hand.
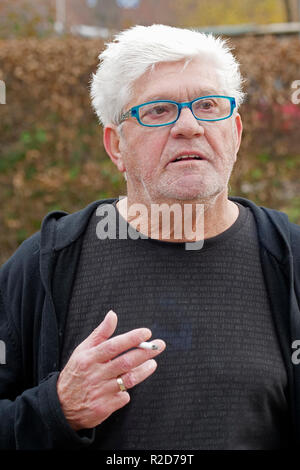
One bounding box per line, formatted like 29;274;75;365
57;310;166;431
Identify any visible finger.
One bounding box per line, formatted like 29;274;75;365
100;391;131;421
78;310;118;351
92;327;152;363
119;359;158;391
101;359;158;395
104;339;166;379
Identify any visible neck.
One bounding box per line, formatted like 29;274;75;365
116;193;239;242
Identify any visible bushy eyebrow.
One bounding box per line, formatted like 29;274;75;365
141;90;221;102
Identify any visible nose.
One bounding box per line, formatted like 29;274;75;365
170;106;205;139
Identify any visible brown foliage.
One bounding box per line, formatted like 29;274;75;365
0;35;300;265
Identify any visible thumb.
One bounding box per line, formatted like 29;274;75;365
79;310;118;350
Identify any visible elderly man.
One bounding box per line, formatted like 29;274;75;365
1;24;300;450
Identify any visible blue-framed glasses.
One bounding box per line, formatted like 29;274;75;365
119;95;236;127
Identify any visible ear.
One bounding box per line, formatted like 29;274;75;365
103;125;126;173
233;113;243;156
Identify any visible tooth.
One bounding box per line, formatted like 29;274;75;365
175;155;200;162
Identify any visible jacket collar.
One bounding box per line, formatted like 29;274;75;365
40;198;117;252
230;196;292;265
40;196;292;264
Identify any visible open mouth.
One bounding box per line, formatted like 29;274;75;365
171;155;205;163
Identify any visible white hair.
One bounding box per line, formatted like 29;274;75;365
90;24;246;127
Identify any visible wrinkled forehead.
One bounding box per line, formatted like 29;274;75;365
128;58;224;105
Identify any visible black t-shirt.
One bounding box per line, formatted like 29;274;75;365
60;200;291;449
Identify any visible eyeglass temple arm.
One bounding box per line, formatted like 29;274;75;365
119;110;131;124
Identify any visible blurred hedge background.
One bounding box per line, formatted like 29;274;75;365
1;34;300;265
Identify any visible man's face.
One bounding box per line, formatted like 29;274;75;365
105;58;243;205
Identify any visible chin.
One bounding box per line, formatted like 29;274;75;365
163;183;224;202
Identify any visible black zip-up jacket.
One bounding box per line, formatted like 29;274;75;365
0;197;300;449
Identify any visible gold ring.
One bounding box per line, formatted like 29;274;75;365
117;377;127;392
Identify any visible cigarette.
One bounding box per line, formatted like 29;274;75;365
138;341;159;350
